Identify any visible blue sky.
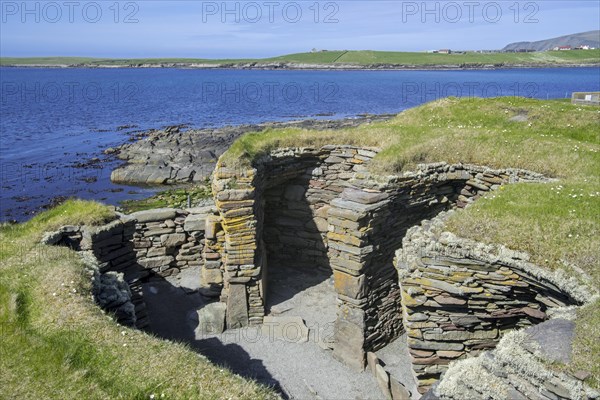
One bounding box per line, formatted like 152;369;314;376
1;1;599;58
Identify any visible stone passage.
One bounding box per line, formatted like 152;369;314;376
207;146;553;372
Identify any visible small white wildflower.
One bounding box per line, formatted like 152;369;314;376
52;292;57;296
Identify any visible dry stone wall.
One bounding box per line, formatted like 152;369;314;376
429;319;599;400
395;211;589;394
44;145;593;399
42;206;216;329
211;146;379;331
129;207;212;277
211;144;552;374
42;220;149;328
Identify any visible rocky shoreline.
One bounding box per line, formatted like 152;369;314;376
4;62;599;70
108;115;396;186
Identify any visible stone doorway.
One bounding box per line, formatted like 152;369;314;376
212;145;407;371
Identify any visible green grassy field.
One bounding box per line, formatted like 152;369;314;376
2;49;599;66
223;97;600;387
0;200;279;399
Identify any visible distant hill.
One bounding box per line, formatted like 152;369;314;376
503;31;600;52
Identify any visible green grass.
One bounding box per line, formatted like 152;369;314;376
339;49;600;65
222;97;600;386
0;200;279;399
224;97;600;178
119;185;212;213
2;49;599;66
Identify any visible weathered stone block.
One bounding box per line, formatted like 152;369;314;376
145;227;175;237
226;283;249;329
197;302;227;334
205;215;220;239
422;328;498;342
184;214;207;232
375;364;392;400
367;351;379;375
137;255;174;269
146;246;167;257
202;268;223;285
333;319;366;371
341;188;389;205
327;232;365;247
216;189;254;201
407;338;465;351
313;217;329;232
131;208;177;223
333;270;366;299
328;206;364;222
160;233;187;248
436;350;464;358
331;198;389;213
390;377;411;400
330;257;364;274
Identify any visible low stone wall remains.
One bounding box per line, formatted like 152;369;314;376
395;212;590;394
41;206;216;329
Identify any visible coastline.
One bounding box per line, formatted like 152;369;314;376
109;114;397;186
2;62;599;71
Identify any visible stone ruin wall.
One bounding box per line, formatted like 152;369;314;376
44;144;592;398
394;215;587;394
42;206;215;329
209;145;561;377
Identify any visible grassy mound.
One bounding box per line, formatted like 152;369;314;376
223;97;600;387
0;200;278;399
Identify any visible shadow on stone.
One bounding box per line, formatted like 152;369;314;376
141;273;287;398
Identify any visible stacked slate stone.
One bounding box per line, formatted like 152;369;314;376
262;146;374;274
42;206;217;330
212;166;261;328
201;214;226;298
210;144;557;385
42;220;150;329
432;319;599;400
408;163;548;209
395;212;586;394
211;146;380;329
130;207;211;277
79;219;150;328
326;186;403;371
